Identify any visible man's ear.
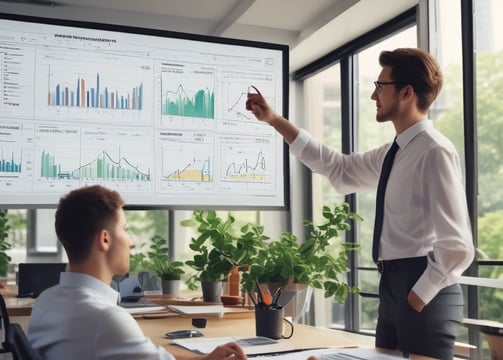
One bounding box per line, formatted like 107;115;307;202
97;229;111;251
401;84;414;99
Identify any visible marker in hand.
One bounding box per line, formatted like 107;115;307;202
245;85;262;111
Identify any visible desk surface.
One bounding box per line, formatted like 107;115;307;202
12;315;375;358
138;317;375;358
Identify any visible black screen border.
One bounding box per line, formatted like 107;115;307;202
0;12;290;211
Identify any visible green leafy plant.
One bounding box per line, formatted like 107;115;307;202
146;235;185;280
241;203;362;303
0;210;12;277
182;210;268;290
129;243;148;275
182;211;236;289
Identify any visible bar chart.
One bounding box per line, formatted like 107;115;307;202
48;71;144;110
0;149;22;173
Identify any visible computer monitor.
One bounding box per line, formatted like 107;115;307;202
17;263;67;298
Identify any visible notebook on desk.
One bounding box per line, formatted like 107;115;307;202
17;263;67;298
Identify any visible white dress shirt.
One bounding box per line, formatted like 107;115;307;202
290;120;474;305
28;272;175;360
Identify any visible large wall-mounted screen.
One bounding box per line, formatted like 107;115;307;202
0;13;289;209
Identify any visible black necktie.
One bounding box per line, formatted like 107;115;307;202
372;140;399;263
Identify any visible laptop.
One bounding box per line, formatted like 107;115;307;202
115;276;165;311
17;263;67;298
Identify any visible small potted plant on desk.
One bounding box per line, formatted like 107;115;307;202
182;210;237;302
146;235;185;297
241;203;362;320
182;210;268;303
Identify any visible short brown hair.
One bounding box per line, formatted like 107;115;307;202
55;185;124;263
379;48;443;112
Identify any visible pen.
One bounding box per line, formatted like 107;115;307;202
257;282;273;306
255;279;264;307
247;290;257;307
272;287;282;305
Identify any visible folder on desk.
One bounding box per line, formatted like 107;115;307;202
171;336;296;355
167;304;252;317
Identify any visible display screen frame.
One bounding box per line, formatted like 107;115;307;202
0;13;290;210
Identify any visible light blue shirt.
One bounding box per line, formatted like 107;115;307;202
28;272;175;360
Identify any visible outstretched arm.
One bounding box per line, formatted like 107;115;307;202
246;85;300;144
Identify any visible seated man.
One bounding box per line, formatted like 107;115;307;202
28;185;246;360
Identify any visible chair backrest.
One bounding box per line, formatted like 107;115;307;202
0;294;42;359
7;323;42;360
0;294;11;352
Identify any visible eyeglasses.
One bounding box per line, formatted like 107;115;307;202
373;81;406;94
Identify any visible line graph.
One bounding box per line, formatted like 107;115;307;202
225;149;267;181
218;71;275;130
225;90;253;121
163;154;211;182
162;84;214;119
39;148;151;181
156;130;215;193
160;63;215;120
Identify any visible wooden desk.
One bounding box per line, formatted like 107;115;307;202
12;314;375;358
1;288;35;316
137;316;375;358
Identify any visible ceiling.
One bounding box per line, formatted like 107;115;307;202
0;0;419;71
0;0;360;49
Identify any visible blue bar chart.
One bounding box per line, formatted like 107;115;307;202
0;149;22;173
48;72;143;110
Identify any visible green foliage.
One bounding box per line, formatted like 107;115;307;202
182;210;268;289
129;243;148;275
182;204;362;302
0;210;12;276
146;235;184;279
241;203;362;303
436;49;503;215
477;211;503;322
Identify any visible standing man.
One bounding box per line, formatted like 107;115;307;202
28;185;247;360
246;48;474;359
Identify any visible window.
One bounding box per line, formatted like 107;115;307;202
305;63;345;327
473;1;503;358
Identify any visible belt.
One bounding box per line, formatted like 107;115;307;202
376;256;427;274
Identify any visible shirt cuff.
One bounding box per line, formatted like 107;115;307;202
290;128;311;156
412;277;440;305
412;264;452;305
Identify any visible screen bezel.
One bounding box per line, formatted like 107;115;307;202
0;12;290;210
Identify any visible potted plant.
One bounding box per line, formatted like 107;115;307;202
182;210;236;302
182;210;268;302
146;235;185;296
0;209;12;279
241;203;362;304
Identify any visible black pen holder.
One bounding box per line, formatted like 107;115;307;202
254;306;294;339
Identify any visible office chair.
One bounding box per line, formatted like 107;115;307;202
0;294;42;360
0;293;11;353
8;323;42;360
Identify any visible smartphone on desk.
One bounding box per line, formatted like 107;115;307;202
165;330;204;339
